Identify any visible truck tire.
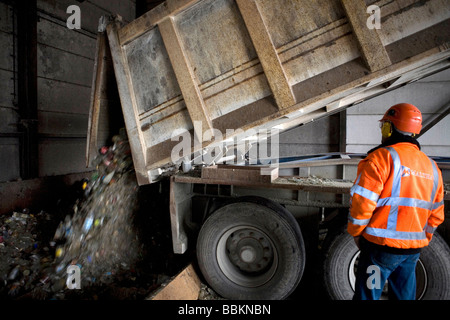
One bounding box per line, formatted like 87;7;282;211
196;196;305;300
323;231;450;300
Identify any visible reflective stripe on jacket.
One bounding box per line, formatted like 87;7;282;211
347;142;445;249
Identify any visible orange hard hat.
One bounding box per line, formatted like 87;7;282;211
380;103;422;134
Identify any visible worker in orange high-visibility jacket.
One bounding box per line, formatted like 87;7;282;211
348;103;444;300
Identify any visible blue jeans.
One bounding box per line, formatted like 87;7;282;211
353;241;420;300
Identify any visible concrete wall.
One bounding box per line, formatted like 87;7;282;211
346;68;450;157
0;2;20;182
278;114;341;158
0;0;135;183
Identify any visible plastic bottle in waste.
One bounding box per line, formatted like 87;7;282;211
8;266;20;281
83;211;94;233
102;171;115;184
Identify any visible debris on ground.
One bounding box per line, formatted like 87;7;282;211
198;283;226;300
0;209;55;298
0;128;213;300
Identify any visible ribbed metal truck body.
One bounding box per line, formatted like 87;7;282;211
87;0;450;185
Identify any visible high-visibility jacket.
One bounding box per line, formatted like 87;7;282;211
348;142;445;249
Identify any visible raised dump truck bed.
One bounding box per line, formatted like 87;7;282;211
86;0;450;300
87;0;450;185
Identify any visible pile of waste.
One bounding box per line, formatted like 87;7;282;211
51;129;141;290
0;129;193;299
0;209;56;298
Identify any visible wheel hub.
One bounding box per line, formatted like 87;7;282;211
216;225;278;287
226;228;273;273
240;246;256;263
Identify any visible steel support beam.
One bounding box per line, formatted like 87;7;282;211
417;100;450;138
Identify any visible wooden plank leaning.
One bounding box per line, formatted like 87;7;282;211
86;32;106;168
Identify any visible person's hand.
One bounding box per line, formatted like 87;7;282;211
353;236;361;249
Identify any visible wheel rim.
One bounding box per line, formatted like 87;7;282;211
216;225;278;287
348;251;428;300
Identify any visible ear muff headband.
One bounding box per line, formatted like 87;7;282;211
381;121;392;138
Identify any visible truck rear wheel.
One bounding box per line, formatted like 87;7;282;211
323;231;450;300
196;196;305;300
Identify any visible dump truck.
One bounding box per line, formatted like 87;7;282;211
86;0;450;300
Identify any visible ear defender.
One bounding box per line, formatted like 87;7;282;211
381;121;392;139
